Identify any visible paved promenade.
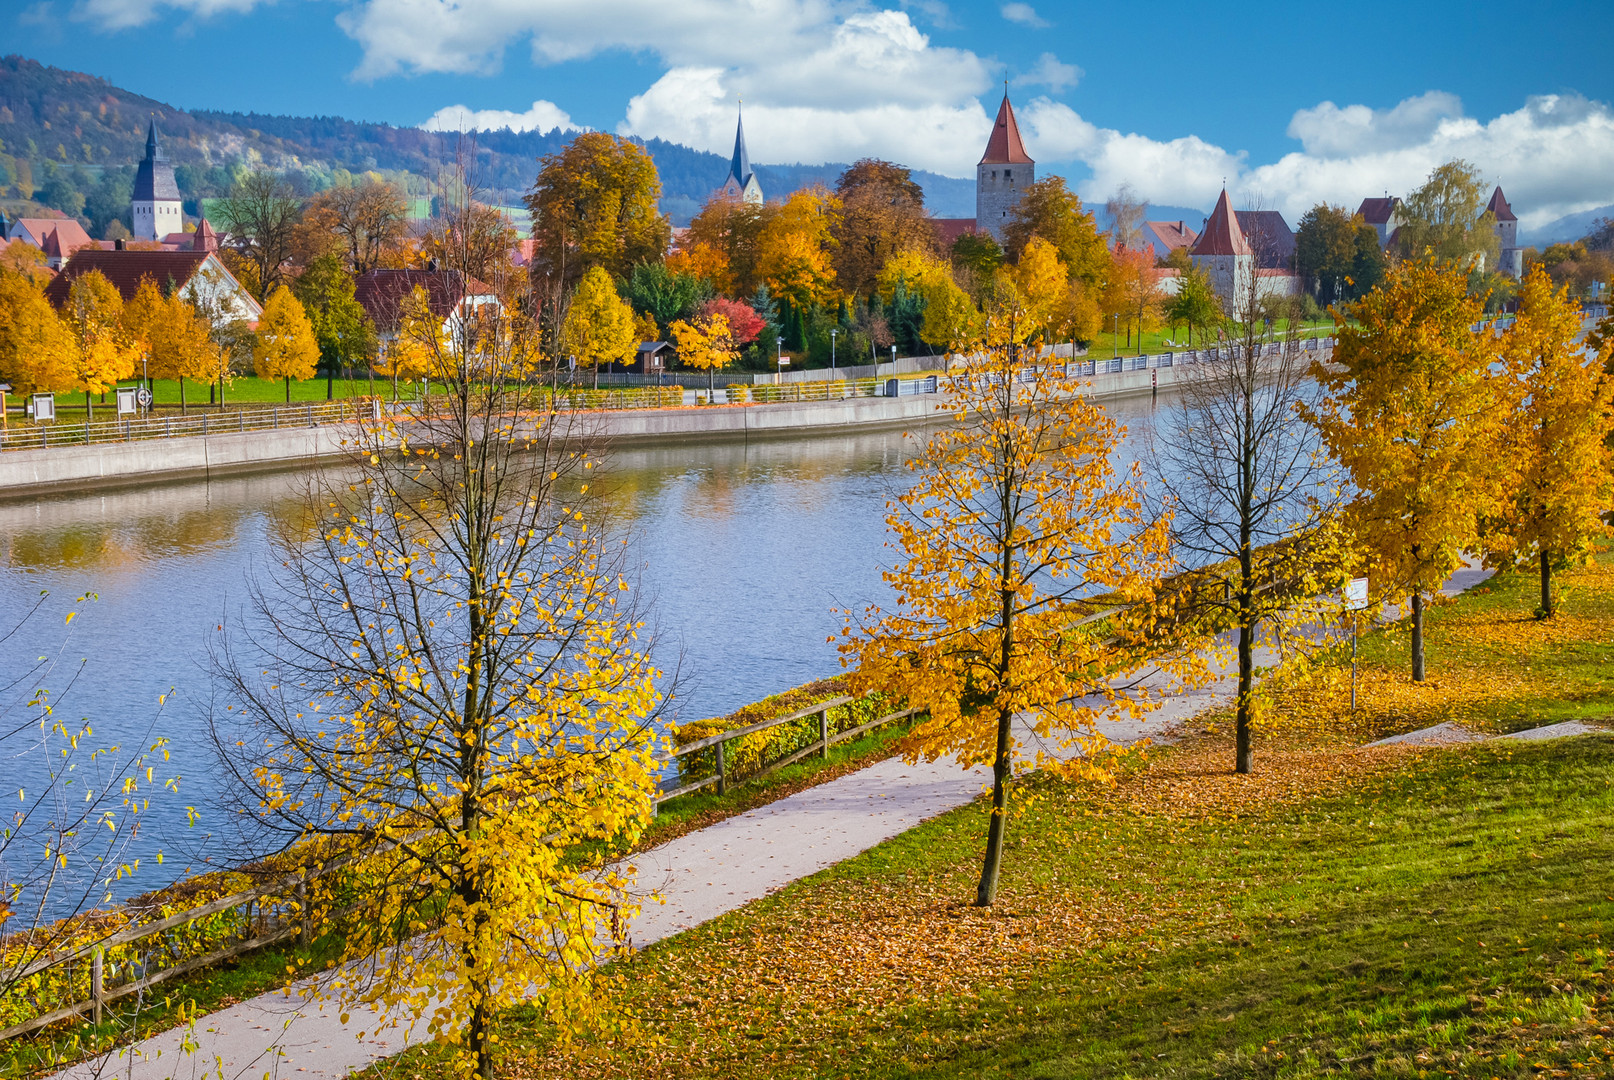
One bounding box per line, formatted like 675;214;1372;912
52;563;1494;1080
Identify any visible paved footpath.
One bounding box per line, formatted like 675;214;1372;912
55;565;1495;1080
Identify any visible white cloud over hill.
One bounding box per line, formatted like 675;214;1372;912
421;100;581;134
1021;91;1614;231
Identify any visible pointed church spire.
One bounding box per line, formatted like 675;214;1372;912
728;104;753;189
145;117;164;161
979;92;1033;165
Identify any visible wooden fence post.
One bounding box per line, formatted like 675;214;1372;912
715;739;727;796
820;708;830;760
90;948;103;1026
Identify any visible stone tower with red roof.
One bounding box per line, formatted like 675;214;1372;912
1486;186;1522;278
1189;188;1253;315
976;92;1033;243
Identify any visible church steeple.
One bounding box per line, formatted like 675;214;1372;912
979;91;1033;166
720;105;764;205
974;91;1034;242
132;115;182;241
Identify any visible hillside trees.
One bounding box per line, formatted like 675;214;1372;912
1304;259;1505;681
841;300;1173;907
1488;266;1614;616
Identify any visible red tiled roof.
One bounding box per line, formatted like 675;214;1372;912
1485;186;1517;223
192;218;219;252
1357;197;1399;225
45;249;210;306
931;217;979;246
980;93;1033;165
1190;189;1251;257
10;217;94;254
41;228;64;259
353;268;499;333
1142;220;1197;252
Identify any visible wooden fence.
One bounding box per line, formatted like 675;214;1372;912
0;696;917;1043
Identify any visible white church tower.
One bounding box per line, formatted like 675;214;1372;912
131;119;182;241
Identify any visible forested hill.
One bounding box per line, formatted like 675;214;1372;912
0;54;975;232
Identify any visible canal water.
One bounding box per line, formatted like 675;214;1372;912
0;393;1164;903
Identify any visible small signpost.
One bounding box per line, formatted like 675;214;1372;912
1344;577;1369;711
136;387;153;411
30;393;55;423
116;387;139;417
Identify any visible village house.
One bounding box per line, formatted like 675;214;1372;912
44;246;263;325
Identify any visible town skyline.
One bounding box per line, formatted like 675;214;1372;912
7;0;1613;230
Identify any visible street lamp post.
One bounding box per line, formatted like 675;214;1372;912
830;328;837;372
777;336;785;380
1112;313;1119;360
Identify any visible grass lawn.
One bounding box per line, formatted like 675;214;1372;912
346;555;1614;1080
1087;319;1336;360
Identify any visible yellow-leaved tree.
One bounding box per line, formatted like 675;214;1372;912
64;270;137;419
0;267;77;397
919;272;982;356
563;266;636;389
1304;258;1507;681
841;295;1174;907
253;286;320;402
668;311;736;394
211;169;661;1080
123;277;221;412
1488;265;1614;616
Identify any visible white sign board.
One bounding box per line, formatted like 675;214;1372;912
1344;577;1369;611
31;394;54;422
116;387;138;416
778;356;792;366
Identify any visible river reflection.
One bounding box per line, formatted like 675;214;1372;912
0;393;1163;899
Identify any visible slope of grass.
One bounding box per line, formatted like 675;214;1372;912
345;557;1614;1080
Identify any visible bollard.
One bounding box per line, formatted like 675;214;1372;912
715;740;727;796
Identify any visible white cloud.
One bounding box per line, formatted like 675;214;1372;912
1285;90;1464;158
421;100;580;134
1014;53;1080;93
622;66;992;175
69;0;264;31
999;2;1047;27
1021;92;1614;232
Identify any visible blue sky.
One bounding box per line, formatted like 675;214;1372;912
11;0;1614;228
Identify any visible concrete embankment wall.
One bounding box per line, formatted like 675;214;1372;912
0;359;1204;501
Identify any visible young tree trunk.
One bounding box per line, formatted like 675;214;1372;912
85;391;93;421
285;376;292;403
1235;620;1255;775
179;376;186;414
975;705;1014;908
1540;549;1553;618
1410;591;1426;682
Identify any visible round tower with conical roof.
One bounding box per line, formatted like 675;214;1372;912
131;119;183;241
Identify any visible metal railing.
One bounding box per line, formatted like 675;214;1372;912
0;398;381;453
